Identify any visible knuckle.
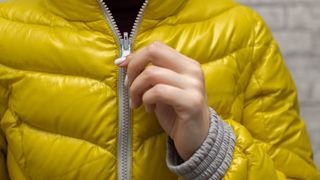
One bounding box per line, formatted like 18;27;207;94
188;61;203;76
192;78;204;89
144;66;156;77
189;92;205;107
152;84;165;98
147;42;159;55
144;66;159;82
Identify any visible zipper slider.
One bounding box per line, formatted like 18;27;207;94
122;32;130;54
114;32;131;65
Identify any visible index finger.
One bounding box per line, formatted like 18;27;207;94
126;41;191;87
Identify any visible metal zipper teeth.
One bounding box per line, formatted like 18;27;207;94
118;67;131;180
97;0;149;44
96;1;149;180
130;0;149;43
97;0;122;45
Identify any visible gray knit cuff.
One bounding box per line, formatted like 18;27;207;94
166;108;236;180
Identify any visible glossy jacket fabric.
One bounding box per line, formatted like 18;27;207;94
0;0;319;179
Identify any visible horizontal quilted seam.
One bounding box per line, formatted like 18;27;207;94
0;29;117;82
0;49;118;89
0;63;114;88
0;61;113;84
0;1;138;34
0;15;77;31
136;28;255;68
7;129;116;180
24;120;117;155
0;2;104;27
135;5;255;48
7;107;116;157
0;15;114;37
152;4;241;27
200;46;253;66
21;123;117;177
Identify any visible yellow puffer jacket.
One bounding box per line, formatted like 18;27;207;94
0;0;319;179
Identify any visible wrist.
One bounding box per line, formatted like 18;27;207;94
172;106;210;160
166;107;236;179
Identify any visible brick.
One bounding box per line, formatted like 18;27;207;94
295;80;312;103
239;0;316;5
300;104;320;169
312;80;320;102
237;0;250;4
284;56;320;76
289;74;313;103
288;5;320;30
273;31;313;55
283;56;320;103
315;30;320;56
253;6;286;30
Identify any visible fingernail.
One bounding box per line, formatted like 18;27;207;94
114;57;126;65
124;75;128;88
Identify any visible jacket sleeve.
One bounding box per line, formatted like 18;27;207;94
166;11;320;180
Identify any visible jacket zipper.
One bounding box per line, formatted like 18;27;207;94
96;1;149;180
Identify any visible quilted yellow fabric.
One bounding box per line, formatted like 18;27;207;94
0;0;319;179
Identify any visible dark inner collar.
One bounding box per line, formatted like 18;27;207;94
105;0;145;34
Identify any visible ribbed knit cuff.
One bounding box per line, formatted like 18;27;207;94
166;108;236;180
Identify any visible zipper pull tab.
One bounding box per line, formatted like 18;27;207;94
114;32;131;65
122;32;130;52
121;32;131;58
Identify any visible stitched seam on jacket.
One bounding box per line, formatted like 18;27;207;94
243;7;275;143
22;121;114;156
0;16;110;38
5;109;32;180
135;4;242;40
7;138;114;180
151;4;240;27
6;108;115;157
250;43;312;166
0;63;111;88
246;10;312;169
250;42;277;142
7;146;30;180
0;16;79;31
199;46;252;68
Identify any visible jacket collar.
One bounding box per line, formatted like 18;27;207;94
41;0;188;22
143;0;187;20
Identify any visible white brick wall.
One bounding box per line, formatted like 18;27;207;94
238;0;320;169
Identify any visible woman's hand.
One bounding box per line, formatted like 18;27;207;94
117;41;210;160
